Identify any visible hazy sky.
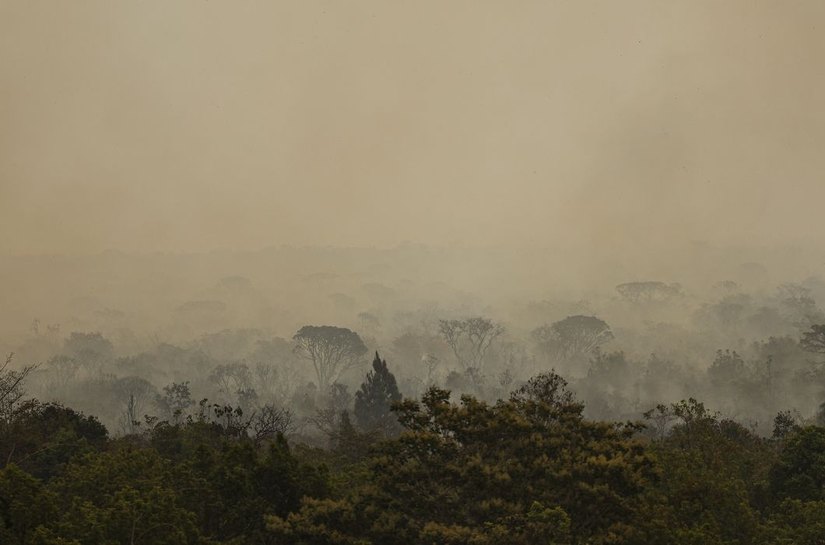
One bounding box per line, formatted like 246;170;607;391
1;1;823;255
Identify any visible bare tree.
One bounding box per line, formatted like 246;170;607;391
45;355;81;390
0;353;37;423
252;404;295;445
252;360;297;405
119;394;141;436
642;404;678;441
293;326;367;392
209;362;252;402
113;376;156;435
438;317;504;373
311;383;352;438
422;353;439;386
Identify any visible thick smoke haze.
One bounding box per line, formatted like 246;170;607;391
2;1;824;255
5;6;825;542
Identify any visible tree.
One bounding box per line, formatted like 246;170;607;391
531;315;613;363
770;426;825;502
0;354;36;423
391;331;445;388
707;349;746;385
0;401;107;479
800;324;825;354
642;404;677;441
354;352;402;435
251;405;295;446
778;284;825;330
762;499;825;545
293;326;367;392
63;332;114;373
586;350;633;388
46;448;200;544
438;317;504;374
772;410;801;440
252;361;296;405
43;355;80;390
271;374;655;544
422;353;439;387
637;399;772;544
155;382;194;423
112;377;156;436
0;464;58;545
209;362;252;403
249;337;300;404
510;371;581;411
331;411;378;463
312;383;353;439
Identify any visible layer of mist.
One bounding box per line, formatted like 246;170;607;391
3;243;825;438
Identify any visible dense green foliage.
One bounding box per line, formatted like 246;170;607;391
2;367;825;544
0;403;327;545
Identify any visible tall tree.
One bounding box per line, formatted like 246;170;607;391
354;352;402;435
438;317;504;373
293;326;368;392
531;315;614;363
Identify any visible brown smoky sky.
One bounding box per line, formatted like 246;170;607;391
1;1;824;256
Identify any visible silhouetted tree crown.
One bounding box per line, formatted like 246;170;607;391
354;351;402;435
531;315;614;362
293;325;367;391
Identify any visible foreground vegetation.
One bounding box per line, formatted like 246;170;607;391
1;360;824;545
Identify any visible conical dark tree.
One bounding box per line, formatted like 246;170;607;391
354;352;402;436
